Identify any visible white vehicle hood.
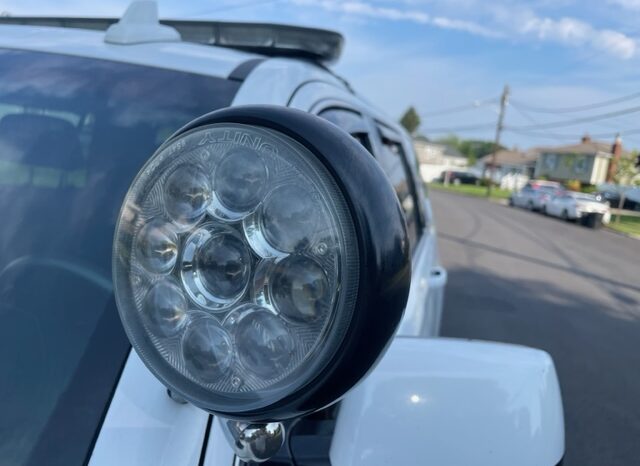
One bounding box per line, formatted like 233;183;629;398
331;337;565;466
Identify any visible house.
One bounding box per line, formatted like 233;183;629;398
534;135;625;186
413;136;468;182
476;148;540;190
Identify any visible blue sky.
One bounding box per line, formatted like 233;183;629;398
3;0;640;151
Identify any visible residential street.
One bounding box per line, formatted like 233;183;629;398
431;190;640;466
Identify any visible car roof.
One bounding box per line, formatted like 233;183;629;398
530;180;562;187
568;191;595;199
0;24;257;78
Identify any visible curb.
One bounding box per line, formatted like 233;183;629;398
429;187;510;204
604;227;640;240
489;198;509;206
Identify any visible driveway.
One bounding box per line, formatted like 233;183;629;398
431;190;640;466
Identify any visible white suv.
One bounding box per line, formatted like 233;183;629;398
0;3;564;466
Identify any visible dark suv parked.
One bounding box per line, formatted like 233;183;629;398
437;170;479;185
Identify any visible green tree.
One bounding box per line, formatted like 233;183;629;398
400;107;421;135
612;151;640;222
435;136;503;165
435;134;460;148
613;151;640;186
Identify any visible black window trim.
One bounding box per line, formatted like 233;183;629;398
316;105;374;154
309;97;425;253
374;120;425;241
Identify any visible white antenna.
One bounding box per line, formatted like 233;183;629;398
105;1;180;45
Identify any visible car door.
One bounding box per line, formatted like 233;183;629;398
554;195;571;217
515;186;530;207
547;195;561;216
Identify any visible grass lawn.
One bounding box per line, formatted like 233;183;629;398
428;182;512;200
608;215;640;237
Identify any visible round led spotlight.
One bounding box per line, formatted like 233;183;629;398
113;106;411;421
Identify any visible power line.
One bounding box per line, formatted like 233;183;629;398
510;91;640;114
510;102;538;125
422;122;497;133
506;128;589;141
186;0;282;17
506;104;640;131
509;104;588;143
506;126;640;141
420;96;499;117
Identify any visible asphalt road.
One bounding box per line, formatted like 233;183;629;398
431;190;640;466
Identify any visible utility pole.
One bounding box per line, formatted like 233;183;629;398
487;84;510;197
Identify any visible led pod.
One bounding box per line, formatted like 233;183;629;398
113;106;410;421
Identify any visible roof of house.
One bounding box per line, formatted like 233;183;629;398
479;149;538;166
543;141;613;155
540;139;631;158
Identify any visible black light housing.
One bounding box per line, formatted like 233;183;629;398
113;105;410;421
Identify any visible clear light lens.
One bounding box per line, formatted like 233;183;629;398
271;255;329;323
136;219;178;274
261;184;318;253
182;314;233;383
181;224;252;310
226;305;295;379
210;147;268;219
142;279;188;337
164;164;212;228
114;123;358;411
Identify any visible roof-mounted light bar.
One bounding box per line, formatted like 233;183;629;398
194;22;344;64
0;16;344;63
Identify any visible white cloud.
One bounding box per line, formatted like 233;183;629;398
295;0;637;58
595;30;636;59
514;12;637;59
339;1;430;23
292;0;428;23
521;16;590;44
291;0;500;37
432;16;503;38
608;0;640;10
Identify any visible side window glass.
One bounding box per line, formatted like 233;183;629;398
374;125;420;251
318;107;373;154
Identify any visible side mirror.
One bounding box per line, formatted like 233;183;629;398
112;105;411;461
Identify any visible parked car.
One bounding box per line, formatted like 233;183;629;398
437;170;479;185
594;190;640;211
509;180;563;211
0;3;565;466
546;191;611;227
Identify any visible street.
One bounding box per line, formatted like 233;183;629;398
431;190;640;466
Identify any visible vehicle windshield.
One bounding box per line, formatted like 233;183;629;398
0;48;239;466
